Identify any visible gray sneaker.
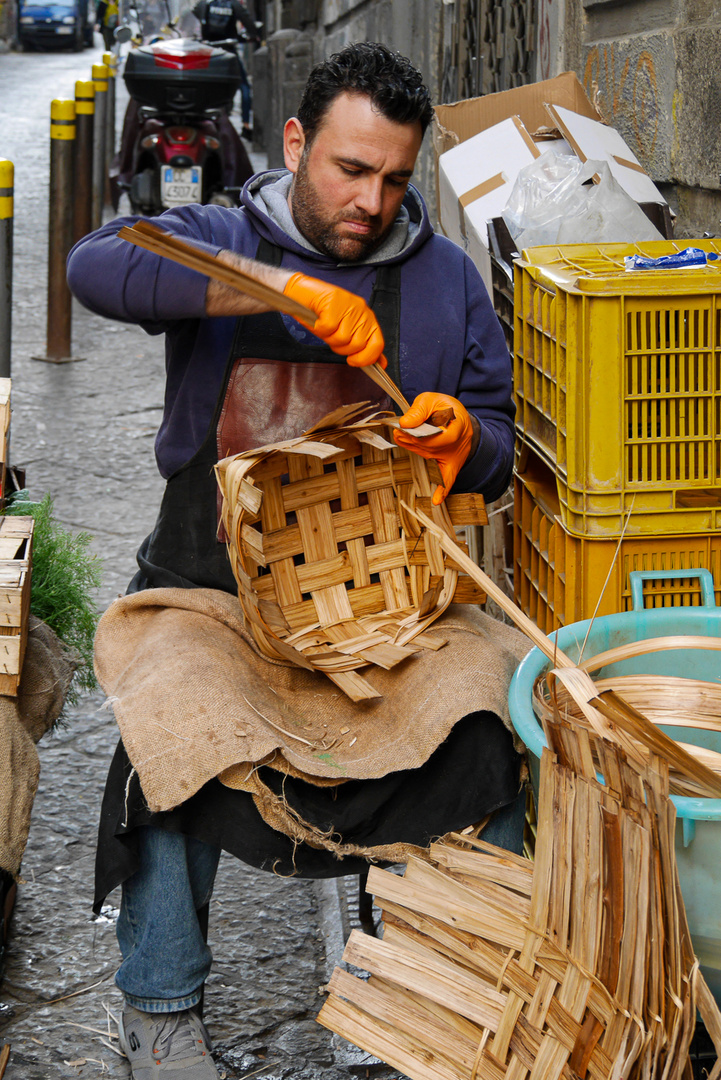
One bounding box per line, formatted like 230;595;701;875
119;1005;220;1078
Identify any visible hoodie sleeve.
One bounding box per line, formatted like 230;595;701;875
66;205;245;329
451;255;515;503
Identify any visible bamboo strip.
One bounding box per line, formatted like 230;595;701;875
400;500;575;667
407;857;532;926
429;843;534;897
361;360;411;413
118;220;318;323
328;669;381;700
121;226;441;443
536;675;721;731
342;930;507;1031
319;734;721;1080
376;860;531;947
328;969;484;1074
580;636;721;674
317;994;464;1080
367;868;526;954
378;903;512;984
318;625;721;1080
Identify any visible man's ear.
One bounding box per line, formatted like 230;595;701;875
283;117;305;174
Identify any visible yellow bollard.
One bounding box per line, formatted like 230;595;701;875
74;80;95;244
40;101;82;364
102;52;117;208
91;63;109;230
0;159;13;379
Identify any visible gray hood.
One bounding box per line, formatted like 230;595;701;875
242;169;431;266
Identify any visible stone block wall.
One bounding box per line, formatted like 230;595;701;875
564;0;721;237
259;0;721;236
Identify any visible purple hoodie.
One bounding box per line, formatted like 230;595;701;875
67;171;514;501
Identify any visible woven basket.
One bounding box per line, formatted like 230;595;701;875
215;404;488;701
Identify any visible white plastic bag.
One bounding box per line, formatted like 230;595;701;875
502;148;664;250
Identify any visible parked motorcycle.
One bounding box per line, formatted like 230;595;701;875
112;30;254;216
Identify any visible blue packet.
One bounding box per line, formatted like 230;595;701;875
624;246;720;271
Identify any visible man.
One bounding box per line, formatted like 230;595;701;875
192;0;261;139
68;42;523;1080
95;0;118;49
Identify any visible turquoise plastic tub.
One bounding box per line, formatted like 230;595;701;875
508;568;721;1005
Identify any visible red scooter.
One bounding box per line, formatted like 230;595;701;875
113;33;253;215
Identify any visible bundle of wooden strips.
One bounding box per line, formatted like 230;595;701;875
317;701;721;1080
215;404;488;701
316;504;721;1079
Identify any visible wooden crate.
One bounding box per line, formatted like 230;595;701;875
0;515;34;696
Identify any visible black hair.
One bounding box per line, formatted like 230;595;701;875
296;42;434;144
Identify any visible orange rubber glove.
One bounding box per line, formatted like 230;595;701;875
283;272;387;368
393;392;475;506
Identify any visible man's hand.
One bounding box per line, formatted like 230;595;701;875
284;272;387;368
393;392;477;505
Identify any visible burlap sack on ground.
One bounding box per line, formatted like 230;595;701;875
0;618;79;875
93;587;530;814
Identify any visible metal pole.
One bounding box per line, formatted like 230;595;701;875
0;160;12;380
45;100;76;363
91;63;108;232
102;51;116;210
73;80;94;245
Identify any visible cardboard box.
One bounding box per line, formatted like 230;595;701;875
464;216;494;297
432;71;602;161
433;73;604;293
437;115;540;267
432;73;671;297
546;104;666;205
0;515;34;696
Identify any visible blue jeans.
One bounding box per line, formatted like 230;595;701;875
239;76;251;127
115;789;526;1012
479;786;527;854
116;827;220;1012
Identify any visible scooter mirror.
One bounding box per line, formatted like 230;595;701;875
114;23;132;42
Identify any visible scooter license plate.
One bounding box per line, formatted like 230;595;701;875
161;166;202;207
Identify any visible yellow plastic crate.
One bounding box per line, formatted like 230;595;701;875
513;452;721;635
513;239;721;537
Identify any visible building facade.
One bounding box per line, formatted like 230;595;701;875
259;0;721;236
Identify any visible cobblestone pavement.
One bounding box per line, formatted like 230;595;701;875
0;43;388;1080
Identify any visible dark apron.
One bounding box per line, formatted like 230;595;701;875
94;243;521;910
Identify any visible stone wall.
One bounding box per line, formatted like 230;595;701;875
563;0;721;237
258;0;721;237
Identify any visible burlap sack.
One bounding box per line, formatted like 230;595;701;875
93;587;531;814
0;618;79;875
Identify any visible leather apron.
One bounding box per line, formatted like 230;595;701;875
130;239;400;595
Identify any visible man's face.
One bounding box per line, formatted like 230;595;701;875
284;92;423;262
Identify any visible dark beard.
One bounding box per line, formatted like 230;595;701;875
290;152;393;262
